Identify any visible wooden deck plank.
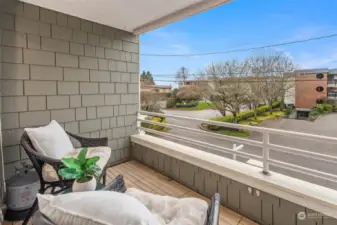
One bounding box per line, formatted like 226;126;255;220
120;162;159;181
122;163;189;197
109;165;140;182
183;190;210;203
219;206;243;225
238;217;259;225
127;160;157;174
136;179;168;196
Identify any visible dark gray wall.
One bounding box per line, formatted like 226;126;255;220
132;143;336;225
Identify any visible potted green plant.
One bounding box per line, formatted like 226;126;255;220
58;148;100;192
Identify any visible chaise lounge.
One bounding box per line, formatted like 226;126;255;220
31;175;221;225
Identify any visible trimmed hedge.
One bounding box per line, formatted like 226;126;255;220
176;101;198;108
141;116;168;132
210;101;281;125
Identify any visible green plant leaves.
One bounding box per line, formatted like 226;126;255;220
58;147;101;182
61;158;81;170
85;156;99;167
85;164;101;179
58;168;83;180
77;148;88;165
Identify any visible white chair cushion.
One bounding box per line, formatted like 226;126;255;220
25;120;74;159
37;191;161;225
126;188;208;225
42;147;111;182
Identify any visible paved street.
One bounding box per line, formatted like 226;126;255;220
162;110;337;190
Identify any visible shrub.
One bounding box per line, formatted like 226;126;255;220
322;103;333;113
272;101;281;109
311;103;333;114
176;101;198;108
309;103;333;121
208;102;279;130
284;108;293;118
141;102;161;112
167;98;177;108
141;116;168;132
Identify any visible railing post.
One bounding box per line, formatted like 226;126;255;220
137;112;141;134
262;131;270;175
232;144;237;160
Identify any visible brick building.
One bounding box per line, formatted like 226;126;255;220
295;69;328;110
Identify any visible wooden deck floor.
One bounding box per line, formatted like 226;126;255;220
4;160;258;225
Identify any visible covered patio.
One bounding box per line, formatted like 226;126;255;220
2;0;337;225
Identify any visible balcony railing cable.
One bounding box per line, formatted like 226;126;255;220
138;111;337;184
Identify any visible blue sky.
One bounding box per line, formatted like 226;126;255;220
140;0;337;86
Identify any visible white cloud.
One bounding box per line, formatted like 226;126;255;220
286;25;337;42
296;51;337;69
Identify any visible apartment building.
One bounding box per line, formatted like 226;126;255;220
283;68;337;119
295;69;329;110
327;69;337;99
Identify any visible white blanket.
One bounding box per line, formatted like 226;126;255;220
125;188;208;225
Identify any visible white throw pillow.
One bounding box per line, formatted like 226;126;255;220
25;120;74;159
37;191;161;225
126;188;208;225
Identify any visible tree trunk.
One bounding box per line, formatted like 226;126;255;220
233;112;237;123
280;99;284;111
269;101;273;115
248;103;252;110
220;109;226;116
253;106;257;120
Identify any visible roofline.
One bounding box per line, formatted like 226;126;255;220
295;68;329;73
133;0;232;34
329;69;337;74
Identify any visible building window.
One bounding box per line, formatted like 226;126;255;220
316;73;324;79
316;86;324;92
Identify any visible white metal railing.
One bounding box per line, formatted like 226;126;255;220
138;110;337;184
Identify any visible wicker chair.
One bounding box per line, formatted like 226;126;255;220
21;131;109;225
31;175;220;225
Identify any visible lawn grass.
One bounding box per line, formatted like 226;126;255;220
272;111;285;116
239;120;259;125
215;129;249;137
171;101;213;111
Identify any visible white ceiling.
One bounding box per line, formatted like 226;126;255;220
20;0;231;34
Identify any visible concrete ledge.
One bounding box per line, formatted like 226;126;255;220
131;133;337;219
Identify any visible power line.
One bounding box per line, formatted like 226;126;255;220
140;33;337;57
152;79;334;83
151;70;333;77
151;71;293;77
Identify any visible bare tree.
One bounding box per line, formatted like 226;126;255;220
248;51;295;114
141;91;165;112
176;66;189;87
245;74;264;119
202;59;250;123
176;85;201;101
